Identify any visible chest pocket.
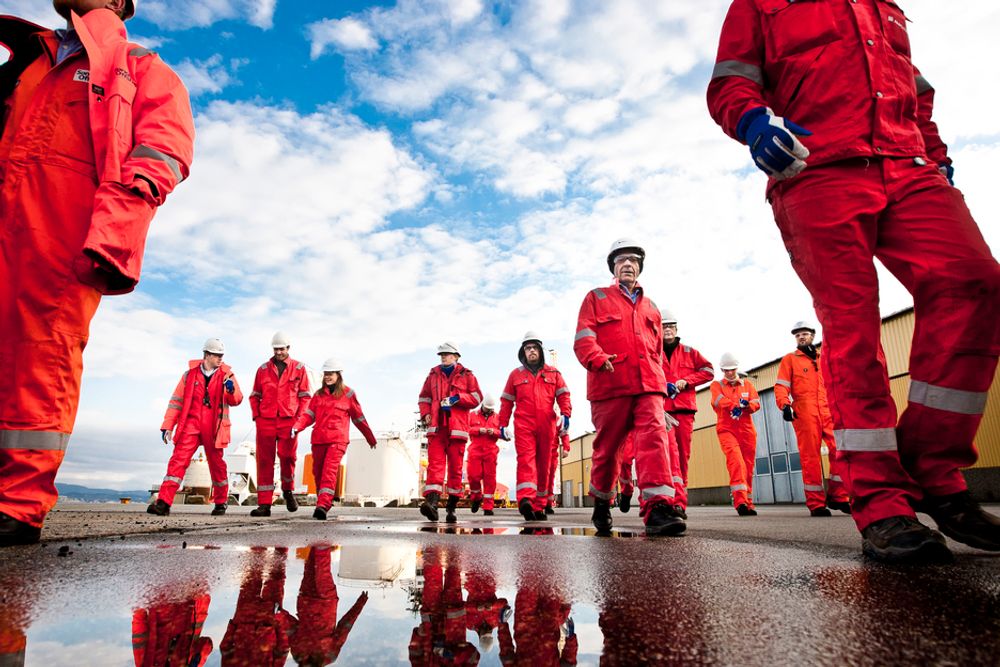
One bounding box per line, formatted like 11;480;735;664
760;0;841;59
877;0;910;56
49;69;96;172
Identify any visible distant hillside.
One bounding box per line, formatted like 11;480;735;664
57;483;150;503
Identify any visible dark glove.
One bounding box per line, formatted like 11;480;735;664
739;398;750;408
666;382;679;399
782;405;797;422
737;106;812;180
161;429;172;445
224;378;235;393
730;407;743;420
938;162;954;186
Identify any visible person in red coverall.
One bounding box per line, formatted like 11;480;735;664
775;321;851;517
660;310;714;520
221;546;290;667
249;331;312;517
0;575;35;667
464;566;510;657
0;0;195;546
409;545;479;666
708;0;999;563
543;427;571;515
148;338;243;517
281;544;368;666
418;342;483;524
132;582;214;667
573;239;684;536
467;395;501;516
499;332;572;522
616;431;635;513
710;353;760;517
293;357;377;521
497;564;577;667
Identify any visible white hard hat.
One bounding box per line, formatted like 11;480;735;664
791;320;816;335
607;238;645;273
271;331;291;348
203;338;225;355
479;632;494;652
661;309;678;326
522;331;543;346
482;394;498;410
321;358;343;372
123;0;136;20
719;352;739;370
437;341;461;357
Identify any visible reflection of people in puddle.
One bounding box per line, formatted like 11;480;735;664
409;545;479;665
221;546;290;666
0;576;33;667
132;582;213;667
464;568;510;656
498;574;577;666
281;544;368;666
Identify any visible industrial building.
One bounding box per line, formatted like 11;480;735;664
560;308;1000;507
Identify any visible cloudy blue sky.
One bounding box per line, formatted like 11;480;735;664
2;1;997;492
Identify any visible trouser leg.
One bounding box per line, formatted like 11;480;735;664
632;393;676;520
445;437;466;498
794;408;827;510
424;431;447;498
158;431;201;506
483;452;497;511
275;417;297;493
203;442;229;505
255;418;277;505
588;397;632;502
717;430;749;508
533;422;554;512
514;424;539;505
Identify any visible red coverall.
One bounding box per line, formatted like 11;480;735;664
250;358;311;505
293;385;376;511
499;360;571;512
708;0;999;531
283;545;367;665
498;577;577;666
220;547;290;667
574;281;678;521
467;410;501;511
662;341;715;492
617;432;635;498
464;569;509;645
418;364;482;498
132;590;213;667
710;378;760;509
775;349;850;510
409;545;479;666
545;428;570;509
0;10;194;529
158;361;243;506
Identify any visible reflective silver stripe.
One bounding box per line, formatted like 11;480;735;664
345;389;355;399
170;394;183;401
830;475;843;482
642;485;675;500
834;428;897;452
451;430;469;439
130;144;183;182
446;610;464;619
281;477;294;483
424;484;443;492
593;288;606;299
168;401;183;409
129;46;155;57
163;475;183;484
713;394;724;407
250;391;262;398
353;416;367;424
213;480;227;487
909;380;988;416
295;363;304;370
698;366;713;372
730;484;747;491
298;391;310;398
471;392;481;402
575;328;596;341
915;73;933;95
0;430;70;451
711;59;764;86
446;486;463;494
501;392;515;401
418;397;432;404
775;379;792;388
589;483;615;500
427;426;437;434
672;476;684;484
305;409;315;418
803;484;825;492
555;387;569;396
318;487;336;495
257;484;275;491
517;482;537;491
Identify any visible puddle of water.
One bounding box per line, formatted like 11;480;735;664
411;524;642;538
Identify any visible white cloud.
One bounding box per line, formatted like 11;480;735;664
0;0;60;27
308;17;378;59
171;53;245;96
139;0;277;30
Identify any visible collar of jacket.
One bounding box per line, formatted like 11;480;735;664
188;359;231;376
611;278;643;299
724;377;744;386
433;363;465;376
71;8;127;55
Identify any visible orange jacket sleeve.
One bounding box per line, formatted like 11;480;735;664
710;381;735;413
747;381;761;413
774;355;793;409
294;367;311;421
293;399;316;432
160;372;187;432
223;372;243;407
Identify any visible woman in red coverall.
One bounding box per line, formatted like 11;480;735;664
292;358;377;521
132;581;214;667
220;547;290;667
710;353;761;517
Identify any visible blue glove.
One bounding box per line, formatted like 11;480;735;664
564;617;575;638
666;382;679;399
224;378;235;393
446;395;459;406
938;162;954;186
730;407;743;420
500;426;511;441
559;415;570;434
737;106;811;181
739;398;749;408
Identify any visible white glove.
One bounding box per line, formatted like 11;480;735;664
664;412;680;432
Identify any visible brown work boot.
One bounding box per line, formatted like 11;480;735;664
922;491;1000;552
861;515;952;564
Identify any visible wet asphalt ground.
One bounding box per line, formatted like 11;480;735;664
1;503;998;666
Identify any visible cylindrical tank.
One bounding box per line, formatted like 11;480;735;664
338;545;417;586
344;436;420;500
182;452;212;487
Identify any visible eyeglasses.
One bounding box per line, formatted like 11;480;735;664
613;253;642;265
524;344;541;351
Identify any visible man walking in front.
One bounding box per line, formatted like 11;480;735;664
0;0;195;545
574;239;684;536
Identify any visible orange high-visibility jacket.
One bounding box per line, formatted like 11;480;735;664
774;349;831;411
250;358;311;421
161;361;243;448
293;385;376;446
710;378;760;434
662;341;714;412
418;364;483;440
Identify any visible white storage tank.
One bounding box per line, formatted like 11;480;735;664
343;434;421;505
338;545;417;587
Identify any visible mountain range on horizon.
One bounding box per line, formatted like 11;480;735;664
56;483;150;503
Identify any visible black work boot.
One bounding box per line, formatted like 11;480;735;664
483;509;495;516
313;507;328;521
810;507;832;517
0;513;42;547
283;491;299;513
618;493;632;513
250;504;272;517
518;498;535;521
736;503;757;517
675;506;688;520
545;504;555;515
470;498;482;514
922;490;1000;552
645;504;686;537
861;515;952;564
828;500;852;514
445;495;459;524
146;499;170;516
533;510;548;521
211;503;227;516
592;499;612;533
420;492;440;522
